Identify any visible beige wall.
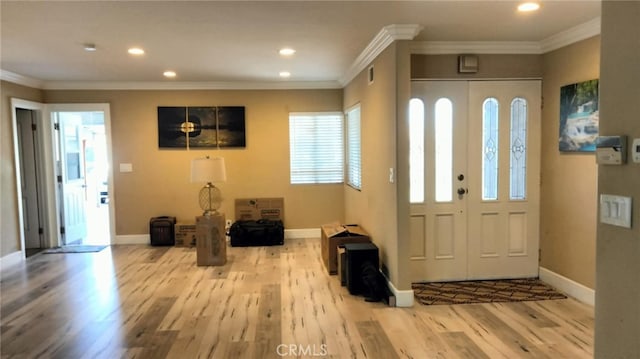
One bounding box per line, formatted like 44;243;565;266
341;41;413;289
0;81;44;256
343;43;403;285
411;54;542;79
596;2;640;357
40;89;344;235
540;36;600;289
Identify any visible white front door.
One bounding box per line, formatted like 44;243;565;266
409;80;541;282
57;113;88;245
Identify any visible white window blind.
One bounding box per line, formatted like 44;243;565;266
289;112;344;184
346;105;361;189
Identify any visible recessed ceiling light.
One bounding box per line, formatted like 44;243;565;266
83;43;96;52
163;71;177;78
279;48;296;56
128;47;145;55
518;2;540;12
279;71;291;78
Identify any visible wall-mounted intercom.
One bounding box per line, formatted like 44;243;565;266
632;138;640;163
596;136;627;165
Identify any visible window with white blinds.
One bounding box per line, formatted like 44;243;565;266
289;112;344;184
346;105;361;190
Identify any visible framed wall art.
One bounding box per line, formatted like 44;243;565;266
158;106;245;149
559;79;599;152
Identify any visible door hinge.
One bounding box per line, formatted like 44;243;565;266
39;227;44;235
60;226;65;235
57;175;63;183
54;123;60;131
32;124;37;131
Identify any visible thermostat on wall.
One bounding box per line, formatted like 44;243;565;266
632;138;640;163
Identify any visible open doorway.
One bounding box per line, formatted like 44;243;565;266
52;110;111;246
15;108;45;257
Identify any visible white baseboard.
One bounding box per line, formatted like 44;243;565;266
539;266;595;306
380;272;414;307
114;229;319;245
285;228;320;239
1;251;25;271
114;234;150;245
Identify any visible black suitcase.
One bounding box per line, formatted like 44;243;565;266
150;216;176;246
229;219;284;247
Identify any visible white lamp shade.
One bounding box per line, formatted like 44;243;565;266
191;157;227;183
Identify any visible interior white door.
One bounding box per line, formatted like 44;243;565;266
16;109;42;249
409;81;469;282
409;80;541;282
466;81;541;279
58;113;88;245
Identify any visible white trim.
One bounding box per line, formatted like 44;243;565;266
410;41;542;55
385;276;414;307
284;228;321;239
114;234;150;245
410;17;600;55
1;70;43;89
40;80;342;91
340;24;423;86
10;99;53;257
540;17;601;53
1;251;25;271
539;267;595;306
116;229;318;244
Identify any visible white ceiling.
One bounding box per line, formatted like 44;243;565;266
1;1;601;89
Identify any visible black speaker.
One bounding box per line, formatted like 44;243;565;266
150;216;176;246
344;242;379;295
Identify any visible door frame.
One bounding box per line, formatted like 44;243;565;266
11;99;52;257
11;99;115;256
408;80;541;282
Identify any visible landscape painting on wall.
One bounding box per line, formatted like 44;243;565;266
559;79;599;152
158;106;245;149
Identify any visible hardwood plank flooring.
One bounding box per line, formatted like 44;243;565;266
0;238;594;358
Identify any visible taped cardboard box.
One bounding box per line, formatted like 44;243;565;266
175;223;196;247
321;222;370;274
235;198;284;222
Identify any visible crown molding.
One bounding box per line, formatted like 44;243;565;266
540;16;601;53
410;17;600;55
0;70;44;89
39;80;342;91
410;41;541;55
339;24;423;86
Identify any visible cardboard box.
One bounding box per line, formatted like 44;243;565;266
321;222;370;274
337;245;346;286
196;214;227;266
235;198;284;222
175;223;196;247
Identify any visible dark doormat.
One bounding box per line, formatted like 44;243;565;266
43;245;108;254
412;278;566;305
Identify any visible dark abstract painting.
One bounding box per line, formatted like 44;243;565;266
158;106;245;148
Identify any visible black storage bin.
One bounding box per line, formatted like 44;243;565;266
344;242;379;295
150;216;176;246
229;219;284;247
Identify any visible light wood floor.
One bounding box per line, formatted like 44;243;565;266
1;238;594;358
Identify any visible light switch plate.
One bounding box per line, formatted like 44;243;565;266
119;163;133;173
600;194;632;228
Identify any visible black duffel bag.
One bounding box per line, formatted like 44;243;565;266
229;219;284;247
